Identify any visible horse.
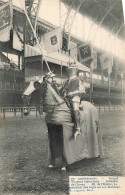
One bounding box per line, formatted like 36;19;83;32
23;78;103;170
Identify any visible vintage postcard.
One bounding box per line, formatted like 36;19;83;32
0;0;125;195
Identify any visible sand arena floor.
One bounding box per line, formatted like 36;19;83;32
0;111;125;194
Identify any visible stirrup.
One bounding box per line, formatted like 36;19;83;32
48;164;54;169
74;128;81;141
61;167;66;171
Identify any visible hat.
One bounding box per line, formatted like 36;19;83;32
67;57;78;69
45;71;55;78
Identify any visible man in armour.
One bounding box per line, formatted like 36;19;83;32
60;58;86;140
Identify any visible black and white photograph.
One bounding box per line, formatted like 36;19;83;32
0;0;125;194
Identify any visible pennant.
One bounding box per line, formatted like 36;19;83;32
44;28;62;54
107;66;112;75
115;59;125;77
91;51;97;70
100;53;113;70
100;53;113;74
0;0;13;36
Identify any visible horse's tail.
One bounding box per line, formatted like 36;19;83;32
47;83;64;104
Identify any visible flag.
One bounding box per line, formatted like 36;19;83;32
91;51;97;70
69;41;77;59
100;53;113;74
13;27;23;51
115;59;125;77
0;0;13;36
107;65;112;75
79;43;91;63
44;28;62;54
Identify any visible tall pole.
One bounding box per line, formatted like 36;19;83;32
108;73;110;94
121;73;124;95
59;0;63;85
61;61;63;85
90;68;93;103
90;56;96;103
121;73;124;106
23;14;27;72
108;55;113;101
18;54;20;70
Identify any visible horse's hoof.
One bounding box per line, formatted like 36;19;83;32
48;164;54;169
61;167;66;171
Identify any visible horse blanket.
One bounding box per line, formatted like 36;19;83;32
46;101;103;165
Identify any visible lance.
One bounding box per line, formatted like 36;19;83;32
19;0;51;73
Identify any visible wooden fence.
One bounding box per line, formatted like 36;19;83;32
0;106;40;119
0;104;125;120
95;104;125;112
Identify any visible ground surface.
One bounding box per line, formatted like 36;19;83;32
0;111;125;195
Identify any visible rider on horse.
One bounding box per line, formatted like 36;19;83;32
23;67;103;171
60;58;86;140
43;60;86;141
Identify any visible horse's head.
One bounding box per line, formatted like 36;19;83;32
22;75;64;108
22;77;43;106
23;78;43;96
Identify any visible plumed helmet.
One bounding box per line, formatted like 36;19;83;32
45;71;56;78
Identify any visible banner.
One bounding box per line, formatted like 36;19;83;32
107;66;112;75
25;44;41;57
91;51;97;70
100;53;113;74
25;55;42;82
69;41;77;59
13;27;23;51
44;28;62;54
115;59;125;77
79;44;91;63
0;0;13;36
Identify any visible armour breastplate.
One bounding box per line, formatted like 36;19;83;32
64;77;79;94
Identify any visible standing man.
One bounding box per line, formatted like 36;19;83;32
60;58;86;140
43;72;67;170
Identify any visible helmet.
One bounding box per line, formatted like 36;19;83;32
45;71;56;78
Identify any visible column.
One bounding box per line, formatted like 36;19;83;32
90;68;93;103
108;73;110;95
61;61;62;85
121;73;124;95
101;69;104;85
18;55;20;70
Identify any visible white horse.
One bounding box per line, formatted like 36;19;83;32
23;78;103;170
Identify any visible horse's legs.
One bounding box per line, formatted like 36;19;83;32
47;124;56;166
61;155;67;171
57;125;67;169
47;123;67;169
